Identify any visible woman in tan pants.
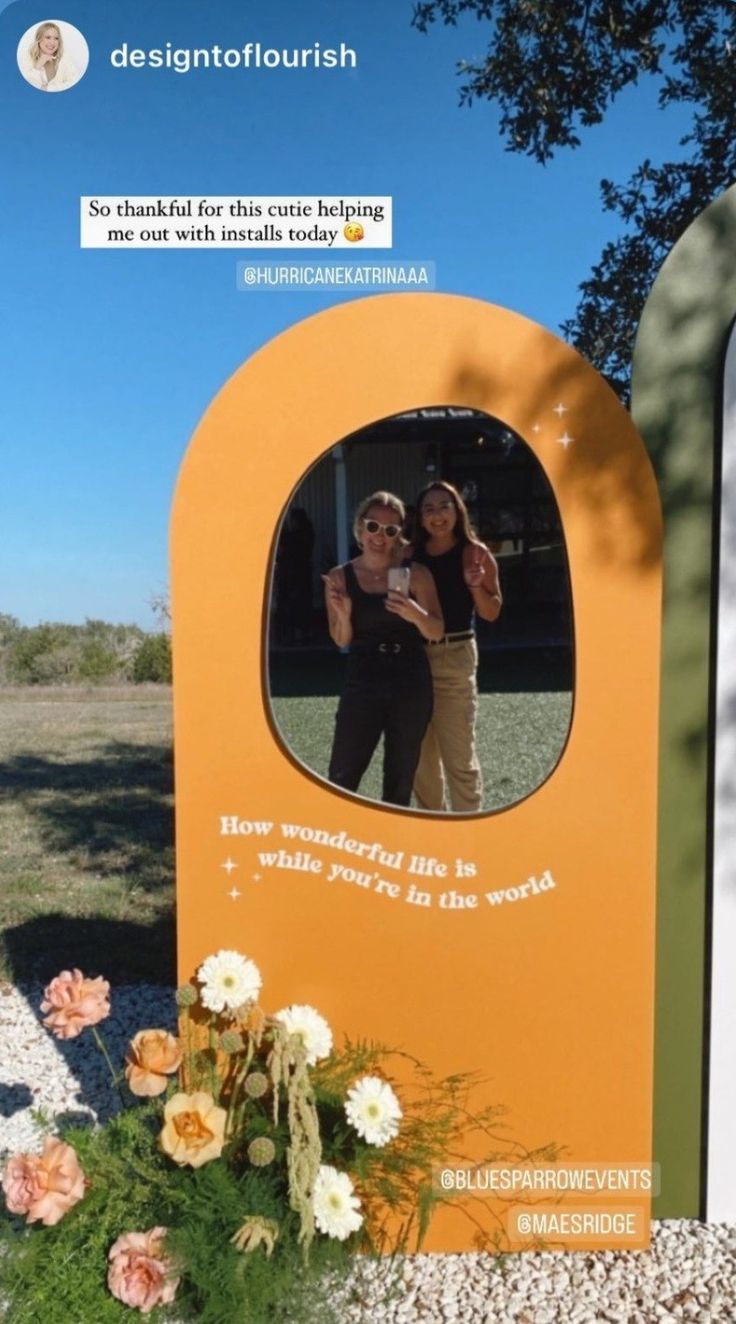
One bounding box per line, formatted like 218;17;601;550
411;481;502;813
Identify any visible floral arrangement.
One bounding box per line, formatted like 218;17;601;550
1;952;552;1324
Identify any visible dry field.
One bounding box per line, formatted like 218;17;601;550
0;686;174;985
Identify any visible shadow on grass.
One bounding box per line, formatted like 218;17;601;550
3;914;176;986
0;740;173;894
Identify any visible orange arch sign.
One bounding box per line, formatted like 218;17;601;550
171;294;662;1251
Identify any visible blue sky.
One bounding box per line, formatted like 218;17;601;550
0;0;694;626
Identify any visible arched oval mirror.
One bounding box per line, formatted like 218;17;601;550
267;405;573;814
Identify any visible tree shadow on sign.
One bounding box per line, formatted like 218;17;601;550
444;333;663;573
633;197;736;878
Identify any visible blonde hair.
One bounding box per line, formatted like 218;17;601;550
352;491;406;546
30;22;63;71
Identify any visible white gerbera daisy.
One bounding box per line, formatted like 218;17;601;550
197;950;262;1013
273;1003;332;1065
345;1075;402;1147
312;1164;363;1241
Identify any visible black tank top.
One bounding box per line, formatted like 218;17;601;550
343;561;424;653
413;541;474;633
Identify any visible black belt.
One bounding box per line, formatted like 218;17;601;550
353;641;423;656
428;630;474;646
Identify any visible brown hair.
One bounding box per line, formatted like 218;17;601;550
414;480;476;548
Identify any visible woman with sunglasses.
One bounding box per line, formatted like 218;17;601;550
411;480;502;813
323;491;444;807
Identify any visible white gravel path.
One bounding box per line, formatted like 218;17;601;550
2;982;735;1324
0;980;177;1149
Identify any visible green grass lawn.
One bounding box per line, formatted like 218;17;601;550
271;691;572;812
0;686;174;985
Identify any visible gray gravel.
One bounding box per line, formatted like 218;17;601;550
338;1228;736;1322
2;982;735;1324
0;980;176;1149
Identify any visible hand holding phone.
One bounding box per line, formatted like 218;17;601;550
387;566;411;597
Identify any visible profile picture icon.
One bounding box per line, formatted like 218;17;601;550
17;19;88;92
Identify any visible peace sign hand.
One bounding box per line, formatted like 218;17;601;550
463;545;485;589
322;574;352;623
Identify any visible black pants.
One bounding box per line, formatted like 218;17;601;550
328;650;433;807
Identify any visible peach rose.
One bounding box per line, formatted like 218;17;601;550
125;1029;182;1097
2;1137;85;1226
40;968;110;1039
159;1091;227;1168
107;1226;179;1314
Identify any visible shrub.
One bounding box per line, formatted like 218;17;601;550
77;642;119;683
132;633;172;684
6;624;77;685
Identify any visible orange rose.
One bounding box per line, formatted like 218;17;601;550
107;1227;179;1313
3;1153;45;1218
40;968;110;1039
159;1091;227;1168
2;1137;85;1226
125;1030;182;1097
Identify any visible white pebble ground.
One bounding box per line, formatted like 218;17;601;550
2;982;735;1324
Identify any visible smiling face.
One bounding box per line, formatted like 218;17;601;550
38;25;60;57
420;489;458;540
361;504;402;556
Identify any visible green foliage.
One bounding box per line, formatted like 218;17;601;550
5;623;78;685
168;1167;352;1324
0;1106;352;1324
0;617;167;686
78;641;119;682
0;614;20;647
132;634;173;684
1;1107;178;1324
1;982;555;1322
411;0;736;399
413;0;668;160
315;1041;559;1253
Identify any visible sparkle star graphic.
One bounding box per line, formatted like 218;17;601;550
221;858;238;874
556;431;575;449
252;873;262;882
531;423;541;434
227;886;242;901
553;402;568;418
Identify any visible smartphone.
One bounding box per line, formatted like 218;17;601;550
388;566;411;596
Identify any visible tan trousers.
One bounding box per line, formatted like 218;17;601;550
413;637;482;812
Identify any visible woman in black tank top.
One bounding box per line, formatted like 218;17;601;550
411;481;502;813
323;491;444;807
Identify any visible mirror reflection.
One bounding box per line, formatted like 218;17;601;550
268;407;573;814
